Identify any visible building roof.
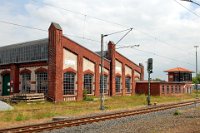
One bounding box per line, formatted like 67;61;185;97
51;22;62;30
0;38;48;65
164;67;193;73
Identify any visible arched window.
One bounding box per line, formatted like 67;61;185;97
100;75;108;93
84;74;93;94
115;76;121;93
125;77;131;93
36;72;48;94
21;73;31;93
63;72;76;95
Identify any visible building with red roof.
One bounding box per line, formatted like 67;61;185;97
165;67;193;82
135;67;193;96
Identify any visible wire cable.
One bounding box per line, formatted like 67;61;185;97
0;20;47;32
174;0;200;18
133;48;195;66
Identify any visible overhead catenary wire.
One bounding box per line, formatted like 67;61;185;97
174;0;200;17
0;1;196;67
31;0;196;55
31;0;128;28
0;20;47;32
0;20;195;67
0;0;194;57
132;48;195;66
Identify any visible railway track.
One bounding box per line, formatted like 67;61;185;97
0;100;199;133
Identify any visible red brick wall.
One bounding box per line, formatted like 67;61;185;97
136;82;192;96
48;23;63;102
107;41;116;96
61;36;110;100
135;82;161;96
107;41;144;96
10;64;19;93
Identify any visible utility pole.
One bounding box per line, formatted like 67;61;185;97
99;28;133;110
100;34;105;110
194;45;199;98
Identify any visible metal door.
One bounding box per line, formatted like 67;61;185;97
2;74;10;96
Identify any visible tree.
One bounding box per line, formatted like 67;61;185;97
152;78;165;82
192;73;200;84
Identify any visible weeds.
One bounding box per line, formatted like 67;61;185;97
174;110;182;116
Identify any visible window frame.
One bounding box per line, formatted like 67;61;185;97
63;72;76;95
84;74;93;94
100;75;108;94
115;76;121;93
36;72;48;95
125;77;131;93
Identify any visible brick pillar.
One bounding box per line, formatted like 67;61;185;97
10;64;19;93
139;63;144;81
95;62;100;96
48;22;63;102
122;63;126;95
77;55;83;101
107;41;116;96
132;69;135;95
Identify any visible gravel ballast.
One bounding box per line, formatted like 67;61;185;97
43;103;200;133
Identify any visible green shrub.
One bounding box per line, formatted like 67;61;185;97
83;90;94;101
174;110;182;116
15;113;25;121
84;97;94;101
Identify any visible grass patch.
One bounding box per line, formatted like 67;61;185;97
0;93;195;126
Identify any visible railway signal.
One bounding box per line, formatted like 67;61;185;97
147;58;153;105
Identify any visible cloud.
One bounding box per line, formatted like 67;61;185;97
0;0;200;80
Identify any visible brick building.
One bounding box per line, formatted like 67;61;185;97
135;67;193;96
0;22;144;102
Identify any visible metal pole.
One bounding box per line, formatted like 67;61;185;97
100;34;105;110
194;45;199;98
147;71;151;105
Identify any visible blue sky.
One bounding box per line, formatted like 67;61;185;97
0;0;200;80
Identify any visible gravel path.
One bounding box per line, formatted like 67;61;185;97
43;103;200;133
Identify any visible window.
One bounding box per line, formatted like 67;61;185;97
63;72;75;95
21;73;31;93
100;75;108;93
162;85;165;94
84;74;93;94
36;72;48;94
171;86;174;93
115;76;121;93
175;86;177;93
125;77;131;93
167;86;169;94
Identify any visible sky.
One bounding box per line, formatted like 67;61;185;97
0;0;200;80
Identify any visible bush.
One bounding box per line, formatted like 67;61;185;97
83;90;94;101
15;113;26;121
174;110;182;116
